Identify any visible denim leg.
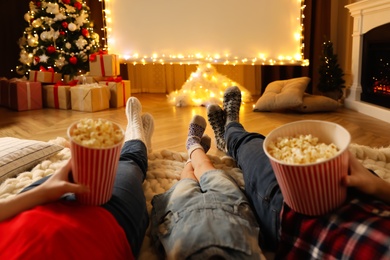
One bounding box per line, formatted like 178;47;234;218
101;140;149;258
225;122;284;251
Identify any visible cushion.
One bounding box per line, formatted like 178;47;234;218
291;93;342;113
0;137;63;183
253;77;311;111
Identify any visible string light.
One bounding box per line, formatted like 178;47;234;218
102;0;309;66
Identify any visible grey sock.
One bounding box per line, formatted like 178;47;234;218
186;115;207;158
223;86;241;126
207;104;226;152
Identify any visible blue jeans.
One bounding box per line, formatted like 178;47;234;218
21;140;149;257
151;170;263;259
225;122;284;251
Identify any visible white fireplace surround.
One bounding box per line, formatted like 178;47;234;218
345;0;390;124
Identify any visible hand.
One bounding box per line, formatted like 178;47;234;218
342;151;390;203
38;160;89;203
0;160;89;222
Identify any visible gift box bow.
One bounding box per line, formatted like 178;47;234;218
89;50;108;62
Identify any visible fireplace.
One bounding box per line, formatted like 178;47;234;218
345;0;390;124
361;22;390;108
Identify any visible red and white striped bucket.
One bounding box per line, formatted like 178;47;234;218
68;120;124;205
264;120;350;216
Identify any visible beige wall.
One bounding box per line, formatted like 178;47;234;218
125;2;356;96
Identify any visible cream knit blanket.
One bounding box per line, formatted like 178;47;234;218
0;137;389;259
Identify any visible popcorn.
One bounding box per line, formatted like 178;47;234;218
267;134;339;164
69;118;124;148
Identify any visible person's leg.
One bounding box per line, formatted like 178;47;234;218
186;115;217;181
101;97;152;257
207;88;284;251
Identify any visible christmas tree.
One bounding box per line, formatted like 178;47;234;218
17;0;100;78
317;40;345;98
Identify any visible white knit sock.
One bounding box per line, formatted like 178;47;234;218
141;113;154;153
125;97;145;143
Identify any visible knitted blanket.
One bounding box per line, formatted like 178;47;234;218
1;137;390;259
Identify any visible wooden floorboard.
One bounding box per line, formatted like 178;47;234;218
1;93;390;157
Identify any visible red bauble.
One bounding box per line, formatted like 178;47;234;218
35;1;41;8
47;46;56;54
81;28;89;37
74;2;82;10
62;21;68;29
34;56;40;63
62;0;70;4
59;30;66;36
69;56;78;65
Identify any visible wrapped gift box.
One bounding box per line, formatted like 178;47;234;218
42;84;72;110
70;83;110;112
0;77;10;107
8;80;42;111
99;78;131;108
29;70;62;83
63;75;108;84
89;52;120;77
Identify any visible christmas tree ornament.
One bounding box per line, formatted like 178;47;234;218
74;2;82;10
47;46;56;54
39;54;49;63
55;56;66;69
32;19;42;28
24;13;31;22
68;22;77;32
75;36;87;50
69;56;78;65
40;31;48;41
62;0;70;5
62;21;68;29
47;3;60;14
81;28;89;37
34;56;40;64
79;52;88;62
27;35;38;47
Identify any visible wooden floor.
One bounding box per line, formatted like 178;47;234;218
1;93;390;157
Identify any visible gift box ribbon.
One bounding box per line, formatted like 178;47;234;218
34;66;56;82
53;80;78;109
89;50;108;62
26;82;31;109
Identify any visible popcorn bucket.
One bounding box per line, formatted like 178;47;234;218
68;119;124;205
263;120;350;216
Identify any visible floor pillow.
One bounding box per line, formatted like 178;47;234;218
0;137;63;183
290;93;342;113
253;77;311;112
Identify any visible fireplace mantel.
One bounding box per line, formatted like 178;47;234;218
345;0;390;124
